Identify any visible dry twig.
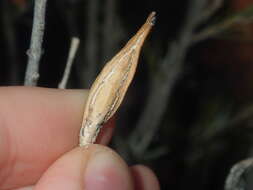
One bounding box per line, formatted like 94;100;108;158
201;0;224;22
58;37;80;89
192;4;253;43
225;158;253;190
25;0;48;86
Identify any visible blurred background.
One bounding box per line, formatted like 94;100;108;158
2;0;253;189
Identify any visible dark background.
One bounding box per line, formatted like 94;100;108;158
1;0;253;189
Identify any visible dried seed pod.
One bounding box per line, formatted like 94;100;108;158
79;12;156;146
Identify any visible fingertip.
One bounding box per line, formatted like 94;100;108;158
84;145;133;190
130;165;160;190
35;145;134;190
34;147;91;190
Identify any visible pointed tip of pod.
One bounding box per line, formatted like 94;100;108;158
147;11;156;26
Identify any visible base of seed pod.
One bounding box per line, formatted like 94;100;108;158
79;124;102;146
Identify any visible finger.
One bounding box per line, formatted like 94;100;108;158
12;185;34;190
130;165;160;190
96;117;115;145
34;144;134;190
0;87;115;189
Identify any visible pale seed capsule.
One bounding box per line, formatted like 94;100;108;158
79;12;156;146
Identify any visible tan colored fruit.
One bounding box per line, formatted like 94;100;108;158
79;12;156;146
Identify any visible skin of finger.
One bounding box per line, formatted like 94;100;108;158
10;165;161;190
95;117;115;145
0;87;113;189
130;165;160;190
34;144;133;190
12;185;34;190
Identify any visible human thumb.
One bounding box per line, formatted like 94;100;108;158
34;144;134;190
